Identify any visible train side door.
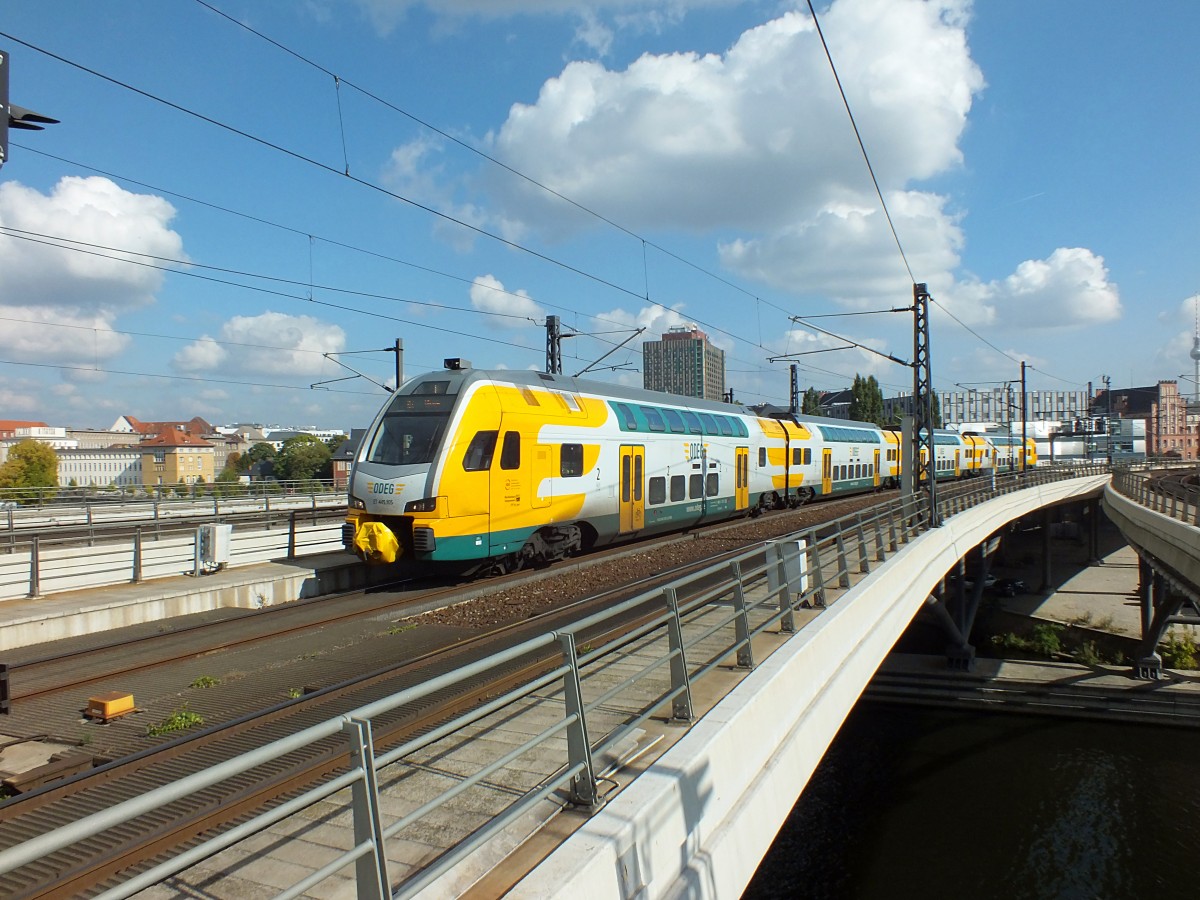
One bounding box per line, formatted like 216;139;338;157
735;446;749;511
821;448;832;495
619;444;644;534
873;449;881;488
954;449;961;478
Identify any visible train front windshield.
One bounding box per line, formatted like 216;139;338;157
364;411;450;466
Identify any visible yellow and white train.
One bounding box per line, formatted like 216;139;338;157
344;364;1035;573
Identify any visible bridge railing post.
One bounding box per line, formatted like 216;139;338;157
27;537;39;599
727;561;755;666
873;512;886;562
804;529;826;608
341;717;390;900
833;530;851;588
558;633;599;807
132;527;143;584
887;502;901;551
854;514;870;575
661;587;694;723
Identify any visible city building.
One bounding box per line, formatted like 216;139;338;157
110;415;214;437
57;447;143;487
0;420;47;439
642;326;726;402
1092;380;1198;459
330;430;365;490
138;430;216;485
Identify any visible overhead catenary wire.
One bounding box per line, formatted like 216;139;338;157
3;9;1085;410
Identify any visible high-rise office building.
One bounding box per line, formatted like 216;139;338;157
642;325;726;401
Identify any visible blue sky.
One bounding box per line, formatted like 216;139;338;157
1;0;1197;431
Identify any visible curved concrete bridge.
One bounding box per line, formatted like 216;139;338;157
507;473;1112;900
1102;470;1200;677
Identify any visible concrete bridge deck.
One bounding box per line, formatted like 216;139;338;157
3;468;1199;899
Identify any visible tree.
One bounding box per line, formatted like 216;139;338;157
276;434;332;482
931;392;943;428
0;439;59;501
849;374;886;426
801;387;823;416
238;442;277;473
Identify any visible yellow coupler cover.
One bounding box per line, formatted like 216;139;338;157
354;521;401;564
86;691;135;723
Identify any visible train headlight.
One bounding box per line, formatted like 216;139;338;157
350;495;366;510
404;496;437;513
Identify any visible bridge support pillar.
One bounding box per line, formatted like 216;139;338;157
1133;556;1185;680
1039;508;1053;593
1085;498;1101;566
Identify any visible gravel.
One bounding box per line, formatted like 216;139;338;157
412;493;884;629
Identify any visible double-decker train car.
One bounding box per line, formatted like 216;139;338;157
982;432;1038;471
343;364;1024;573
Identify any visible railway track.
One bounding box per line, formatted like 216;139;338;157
0;503;845;898
0;480;1001;896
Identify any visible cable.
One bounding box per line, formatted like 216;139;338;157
0;358;380;394
806;0;913;284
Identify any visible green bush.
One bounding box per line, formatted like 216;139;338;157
1029;623;1064;656
1161;628;1199;669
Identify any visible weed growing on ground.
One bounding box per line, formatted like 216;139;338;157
190;675;220;689
146;704;204;737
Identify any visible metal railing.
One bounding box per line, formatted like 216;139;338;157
1110;468;1200;528
0;464;1113;898
0;508;346;601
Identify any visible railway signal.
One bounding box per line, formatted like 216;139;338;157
1;48;61;169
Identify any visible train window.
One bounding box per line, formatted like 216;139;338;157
634;455;643;501
500;432;521;470
706;473;719;496
463;431;498;471
561;443;584;477
649;477;666;505
621;456;631;502
854;464;861;478
804;448;812;465
792;448;801;466
615;403;637;430
698;413;718;434
759;448;767;467
689;474;704;499
663;409;685;433
365;412;450;465
868;464;874;476
411;380;450;395
733;419;748;438
681;411;703;434
839;465;847;480
716;417;733;437
641;407;666;432
671;476;686;501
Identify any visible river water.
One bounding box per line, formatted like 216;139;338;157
742;701;1200;899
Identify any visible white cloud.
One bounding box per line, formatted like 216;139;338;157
720;190;965;305
0;176;183;369
172;312;346;376
0;176;185;311
0;308;131;364
484;0;981;236
469;274;545;326
941;248;1121;332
